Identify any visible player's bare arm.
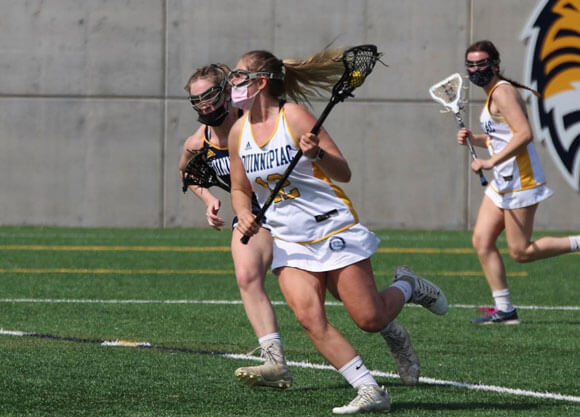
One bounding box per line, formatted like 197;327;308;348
487;84;533;167
284;103;351;182
228;119;259;237
180;127;223;229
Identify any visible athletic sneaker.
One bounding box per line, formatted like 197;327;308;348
234;363;292;389
234;341;292;389
394;265;448;315
477;306;499;315
332;385;390;414
471;308;520;325
382;322;420;385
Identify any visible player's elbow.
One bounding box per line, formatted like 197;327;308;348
519;127;534;145
333;166;351;182
337;170;351;182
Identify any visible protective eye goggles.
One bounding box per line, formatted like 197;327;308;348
188;80;226;111
226;69;284;87
465;58;498;70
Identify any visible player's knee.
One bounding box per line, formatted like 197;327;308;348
472;233;487;255
353;312;385;333
508;246;532;263
294;311;326;335
473;230;502;259
235;267;262;290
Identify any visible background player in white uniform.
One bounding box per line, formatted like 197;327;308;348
228;48;449;414
457;40;580;324
179;64;291;388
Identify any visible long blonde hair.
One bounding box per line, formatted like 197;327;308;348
240;47;348;105
184;63;230;92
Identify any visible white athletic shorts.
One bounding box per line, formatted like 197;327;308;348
271;223;380;273
485;184;553;209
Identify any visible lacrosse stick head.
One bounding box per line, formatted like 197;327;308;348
331;44;383;103
429;72;465;113
182;150;220;193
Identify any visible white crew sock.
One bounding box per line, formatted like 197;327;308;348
492;288;514;312
569;235;580;252
259;333;286;365
338;355;378;389
259;333;281;346
390;280;413;303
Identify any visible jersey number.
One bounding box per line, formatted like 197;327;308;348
256;175;300;203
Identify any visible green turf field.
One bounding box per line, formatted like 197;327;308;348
0;226;578;416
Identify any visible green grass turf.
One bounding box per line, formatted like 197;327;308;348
0;226;578;416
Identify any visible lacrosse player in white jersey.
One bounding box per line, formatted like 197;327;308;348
180;64;292;389
228;48;449;414
458;40;580;325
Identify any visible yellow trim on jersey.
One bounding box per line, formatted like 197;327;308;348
202;135;228;151
503;121;537;190
283;108;301;149
485;135;491;148
281;106;360;228
312;165;360;223
248;107;283;149
485;81;510;122
516;148;537;189
277;222;358;245
490;181;547;195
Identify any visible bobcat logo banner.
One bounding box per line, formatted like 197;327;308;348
521;0;580;192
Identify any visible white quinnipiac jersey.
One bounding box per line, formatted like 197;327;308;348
481;80;547;194
237;106;359;244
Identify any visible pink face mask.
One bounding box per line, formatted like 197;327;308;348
231;84;260;111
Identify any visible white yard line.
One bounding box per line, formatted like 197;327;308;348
1;327;578;403
1;298;579;311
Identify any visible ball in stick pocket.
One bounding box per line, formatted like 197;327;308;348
350;70;363;87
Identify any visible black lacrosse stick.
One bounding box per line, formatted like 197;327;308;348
241;44;383;244
182;150;230;193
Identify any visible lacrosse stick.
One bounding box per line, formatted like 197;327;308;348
182;149;230;193
429;73;488;186
241;44;384;244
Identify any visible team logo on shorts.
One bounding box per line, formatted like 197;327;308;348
522;0;580;192
329;236;346;251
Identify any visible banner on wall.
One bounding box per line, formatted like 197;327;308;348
521;0;580;192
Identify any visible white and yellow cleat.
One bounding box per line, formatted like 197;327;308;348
332;385;390;415
234;363;292;389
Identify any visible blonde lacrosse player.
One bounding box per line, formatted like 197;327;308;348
180;64;292;389
228;48;449;414
458;40;580;324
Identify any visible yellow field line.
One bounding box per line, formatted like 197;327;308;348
0;268;232;275
1;245;577;257
0;244;493;254
375;270;527;277
376;248;477;254
0;245;231;252
0;268;527;277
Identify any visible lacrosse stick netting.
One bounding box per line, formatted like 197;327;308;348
429;73;488;186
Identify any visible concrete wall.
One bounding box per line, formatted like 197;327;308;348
0;0;578;230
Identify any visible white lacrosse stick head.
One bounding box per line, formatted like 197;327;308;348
429;73;464;113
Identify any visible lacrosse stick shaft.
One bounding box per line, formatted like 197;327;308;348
240;101;336;244
455;113;488;186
